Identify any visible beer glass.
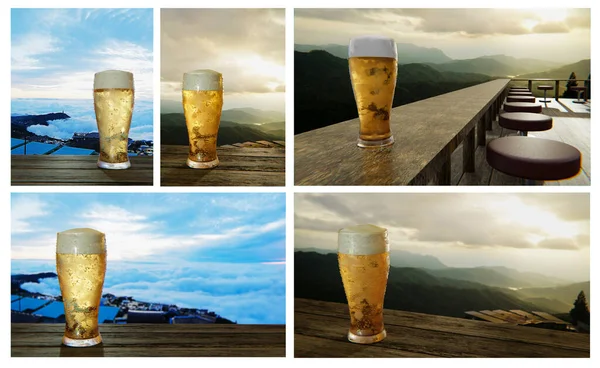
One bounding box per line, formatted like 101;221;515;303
93;70;134;169
338;224;390;344
348;36;398;148
182;69;224;169
56;228;107;347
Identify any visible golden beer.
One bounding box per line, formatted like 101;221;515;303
348;36;398;148
56;228;107;347
182;70;224;169
93;70;134;169
338;224;390;344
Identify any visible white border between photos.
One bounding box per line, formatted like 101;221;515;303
2;0;598;367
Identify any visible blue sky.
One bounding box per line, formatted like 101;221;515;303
11;193;286;324
12;9;153;100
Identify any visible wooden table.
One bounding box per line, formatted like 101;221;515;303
161;143;285;186
11;156;153;186
295;298;590;358
295;79;510;185
11;323;286;357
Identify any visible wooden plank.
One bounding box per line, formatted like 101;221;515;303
161;169;284;186
11;156;153;186
11;323;285;357
531;312;567;323
295;334;435;358
295;299;589;354
161;145;285;186
463;127;475;172
509;310;544;322
464;311;508;324
296;309;587;357
295;79;511;185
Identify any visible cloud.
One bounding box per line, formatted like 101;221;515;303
295;193;589;251
15;260;285;324
11;33;61;70
532;21;570;34
536;238;580;250
160;9;285;101
11;195;49;234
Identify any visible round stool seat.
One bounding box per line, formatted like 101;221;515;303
504;102;542;113
571;86;587;92
510;87;529;90
537;85;553;91
486;137;581;180
507;95;536;103
509;91;534;96
499;112;552;132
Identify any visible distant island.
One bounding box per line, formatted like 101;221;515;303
11;272;234;324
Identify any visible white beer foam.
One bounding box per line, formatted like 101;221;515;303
183;69;223;91
56;228;106;254
338;224;389;255
348;35;397;59
93;70;134;90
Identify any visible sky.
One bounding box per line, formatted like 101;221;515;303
11;9;153;100
161;8;285;113
295;8;591;63
295;193;590;282
11;193;286;324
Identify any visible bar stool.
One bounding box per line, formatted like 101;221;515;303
508;91;534;97
486;136;581;185
507;95;536;103
503;102;542;113
537;85;553;104
571;86;587;104
498;112;552;136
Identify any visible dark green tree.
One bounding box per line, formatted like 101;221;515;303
563;72;579;98
569;290;590;326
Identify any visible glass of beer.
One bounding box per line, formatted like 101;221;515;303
348;36;398;148
182;69;224;169
338;224;390;344
93;70;134;169
56;228;107;347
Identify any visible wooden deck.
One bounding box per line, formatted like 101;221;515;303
161;141;285;186
295;79;510;185
295;298;589;358
11;156;153;186
453;98;590;185
11;323;285;357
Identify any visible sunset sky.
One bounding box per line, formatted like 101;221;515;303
161;8;285;112
295;193;590;281
295;8;590;63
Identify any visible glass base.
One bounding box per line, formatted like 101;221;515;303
187;157;219;169
97;160;130;170
347;329;386;344
357;136;394;148
62;334;102;347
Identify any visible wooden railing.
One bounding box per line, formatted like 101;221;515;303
510;78;590;100
295;79;511;185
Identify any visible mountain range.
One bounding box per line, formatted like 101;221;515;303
295;43;563;76
294;250;587;317
294;50;492;134
161;107;285;146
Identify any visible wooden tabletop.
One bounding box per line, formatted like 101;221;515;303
295;298;590;358
11;156;153;186
161;142;285;186
11;323;285;357
295;79;510;185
